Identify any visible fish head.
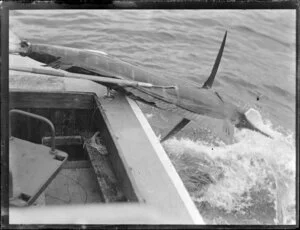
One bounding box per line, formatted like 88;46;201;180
9;38;31;56
232;110;272;138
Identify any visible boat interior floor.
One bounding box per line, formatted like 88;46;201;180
10;102;128;206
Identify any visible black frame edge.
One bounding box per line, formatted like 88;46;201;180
1;5;9;227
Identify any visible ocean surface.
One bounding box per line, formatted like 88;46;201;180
9;10;296;225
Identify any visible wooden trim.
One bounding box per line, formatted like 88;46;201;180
93;95;141;202
126;97;205;224
42;136;83;147
62;160;91;169
94;93;204;223
10;203;177;224
85;144;126;202
9;91;96;110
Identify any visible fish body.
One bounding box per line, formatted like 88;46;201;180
23;43;239;123
11;32;272;141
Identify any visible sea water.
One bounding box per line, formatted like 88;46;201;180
162;109;295;224
9;10;296;224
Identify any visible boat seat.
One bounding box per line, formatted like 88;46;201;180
9;109;68;207
42;135;83;147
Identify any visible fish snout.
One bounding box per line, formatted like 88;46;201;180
9;39;31;56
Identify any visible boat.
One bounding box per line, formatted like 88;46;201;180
8;55;204;224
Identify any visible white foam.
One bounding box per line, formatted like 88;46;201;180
145;113;154;119
162;110;295;224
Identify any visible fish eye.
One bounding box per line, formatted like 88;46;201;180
19;40;31;56
20;40;29;48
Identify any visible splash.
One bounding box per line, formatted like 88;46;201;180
145;113;154;119
163;109;295;225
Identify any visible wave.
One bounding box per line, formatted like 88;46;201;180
235;25;293;48
162;109;295;224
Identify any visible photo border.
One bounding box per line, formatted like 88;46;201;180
1;1;299;228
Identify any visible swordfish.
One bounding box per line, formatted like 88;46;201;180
10;31;271;143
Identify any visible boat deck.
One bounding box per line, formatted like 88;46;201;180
10;91;129;205
8;55;204;224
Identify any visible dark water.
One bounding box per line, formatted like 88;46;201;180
10;10;296;224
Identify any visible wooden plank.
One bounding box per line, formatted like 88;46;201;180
9;138;68;206
96;93;204;224
9;91;95;109
42;135;83;147
10;203;176;224
62;160;91;169
44;167;103;205
92;96;140;202
84;142;126;202
10;54;107;98
126;97;205;224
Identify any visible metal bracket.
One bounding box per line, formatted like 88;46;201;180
9;109;57;155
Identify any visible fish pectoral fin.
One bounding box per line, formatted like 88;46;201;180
43;57;73;70
220;119;234;144
59;63;74;70
160;118;190;143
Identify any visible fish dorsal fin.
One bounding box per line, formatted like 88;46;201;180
202;31;227;89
